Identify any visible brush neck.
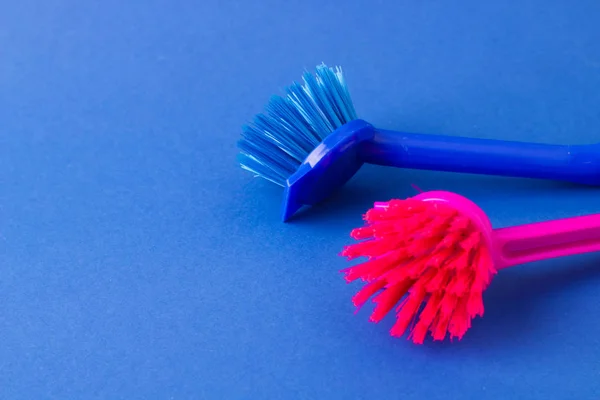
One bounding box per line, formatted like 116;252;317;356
359;129;600;185
491;213;600;269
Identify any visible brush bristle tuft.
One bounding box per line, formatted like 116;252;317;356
340;199;497;344
237;64;358;186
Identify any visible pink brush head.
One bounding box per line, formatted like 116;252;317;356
340;191;498;344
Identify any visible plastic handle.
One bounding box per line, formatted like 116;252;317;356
492;214;600;269
360;129;600;185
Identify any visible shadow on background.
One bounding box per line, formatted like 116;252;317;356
288;164;600;228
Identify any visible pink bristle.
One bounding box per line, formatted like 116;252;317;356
425;268;451;292
427;247;456;269
432;314;451;341
467;289;485;317
410;291;443;344
436;230;465;251
350;226;375;240
370;280;413;322
440;292;458;318
380;260;416;286
351;280;386;308
340;198;496;344
448;295;470;339
390;287;426;337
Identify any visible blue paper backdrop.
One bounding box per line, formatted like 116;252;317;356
2;0;600;398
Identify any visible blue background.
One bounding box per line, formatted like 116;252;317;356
2;0;600;398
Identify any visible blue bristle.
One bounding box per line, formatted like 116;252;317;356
237;64;358;186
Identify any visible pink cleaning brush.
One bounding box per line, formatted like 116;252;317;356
340;191;600;344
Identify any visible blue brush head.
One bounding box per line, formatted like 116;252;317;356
237;64;375;221
237;64;358;186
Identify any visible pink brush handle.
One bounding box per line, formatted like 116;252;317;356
492;213;600;269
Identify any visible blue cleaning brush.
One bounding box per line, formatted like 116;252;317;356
238;64;600;221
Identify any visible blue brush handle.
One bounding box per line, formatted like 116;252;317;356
361;129;600;185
